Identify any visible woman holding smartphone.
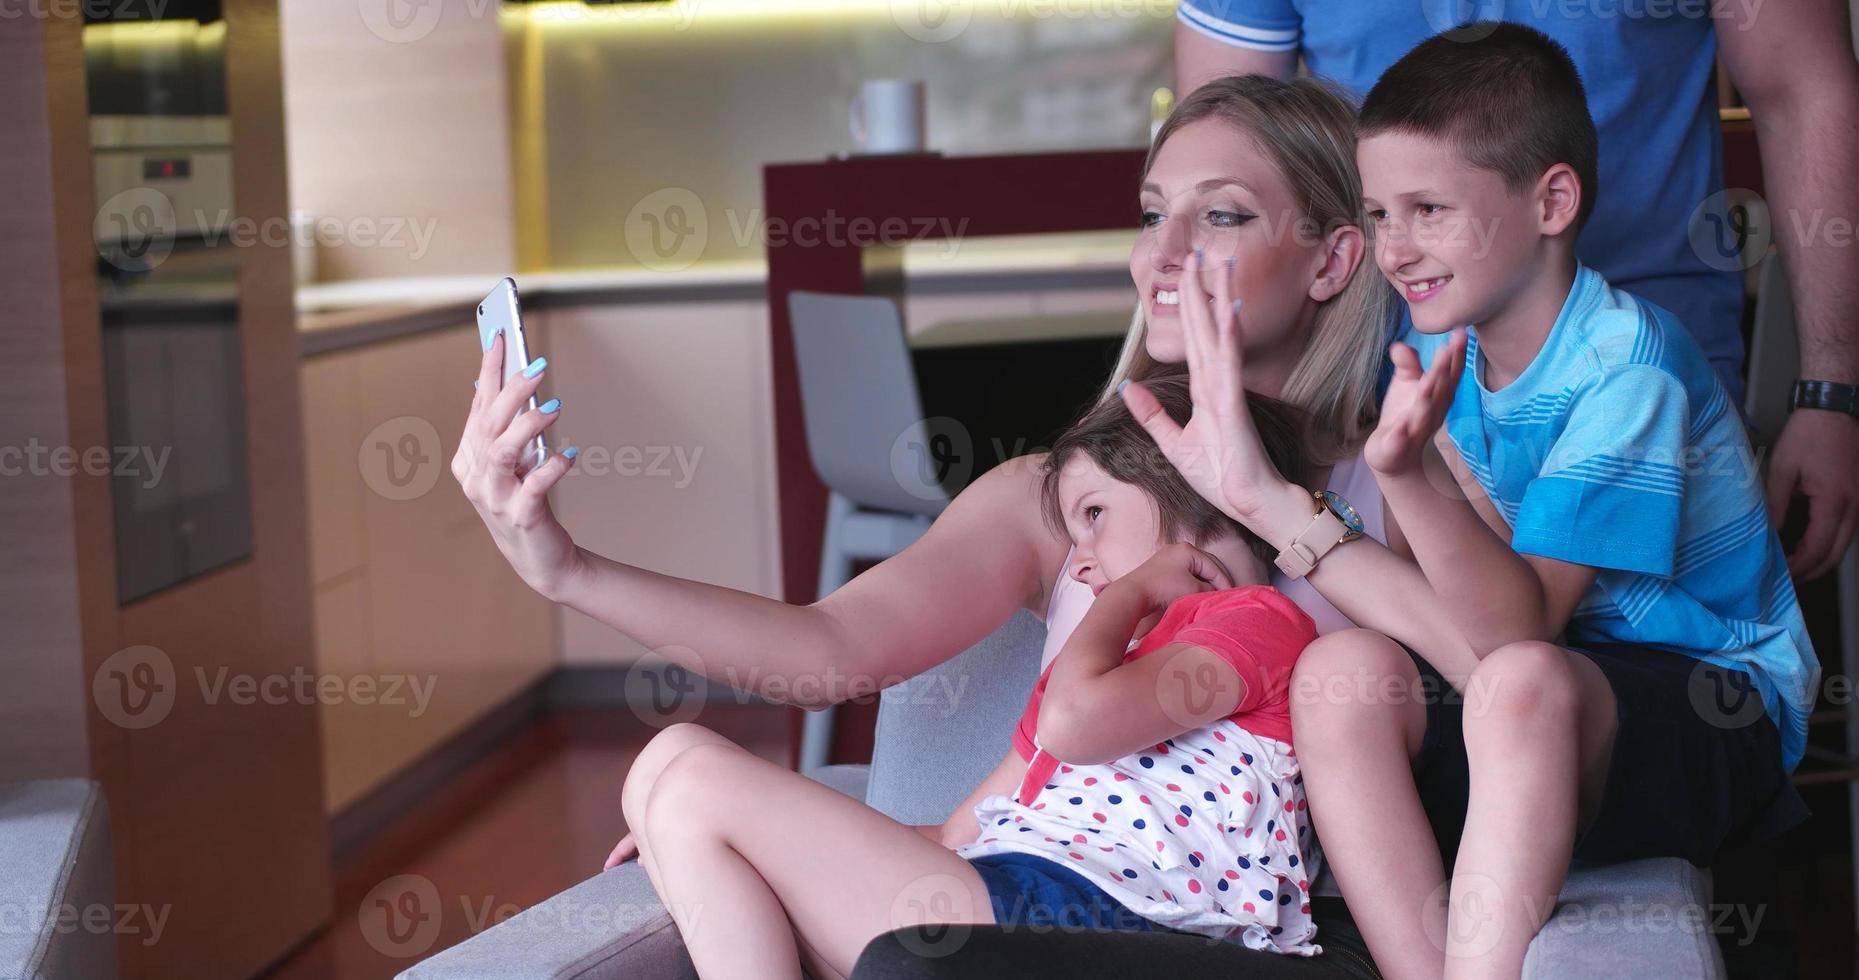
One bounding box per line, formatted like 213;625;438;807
455;75;1475;978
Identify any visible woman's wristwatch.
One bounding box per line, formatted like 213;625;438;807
1274;490;1365;580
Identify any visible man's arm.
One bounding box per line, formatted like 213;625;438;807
1716;1;1859;579
1174;17;1296;93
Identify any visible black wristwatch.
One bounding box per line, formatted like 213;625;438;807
1789;380;1859;421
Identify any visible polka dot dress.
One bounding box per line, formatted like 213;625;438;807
955;721;1321;954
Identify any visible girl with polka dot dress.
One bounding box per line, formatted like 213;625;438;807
950;370;1323;954
607;371;1324;978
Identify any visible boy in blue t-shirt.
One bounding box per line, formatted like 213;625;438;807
1324;23;1818;979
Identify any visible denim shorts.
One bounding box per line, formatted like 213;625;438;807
966;852;1170;933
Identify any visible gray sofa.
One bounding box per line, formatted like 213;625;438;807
0;779;120;980
399;611;1726;979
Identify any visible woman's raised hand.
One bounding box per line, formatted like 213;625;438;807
1122;249;1288;525
453;333;584;601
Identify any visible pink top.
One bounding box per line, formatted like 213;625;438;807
1032;451;1387;904
959;586;1321;951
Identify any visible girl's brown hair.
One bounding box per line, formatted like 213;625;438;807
1102;74;1393;463
1043;368;1306;564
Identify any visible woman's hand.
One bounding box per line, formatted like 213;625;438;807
1121;250;1292;525
603;831;639;870
1364;329;1466;479
454;334;584;601
1105;541;1236;617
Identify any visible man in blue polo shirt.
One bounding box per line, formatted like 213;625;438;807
1176;0;1859;581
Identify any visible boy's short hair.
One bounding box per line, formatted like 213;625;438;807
1357;22;1599;231
1041;369;1306;565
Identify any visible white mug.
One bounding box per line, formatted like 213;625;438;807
850;79;926;155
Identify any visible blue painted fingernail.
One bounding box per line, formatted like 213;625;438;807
482;331;496;351
1225;255;1235;269
538;398;561;414
523;357;548;379
563;446;579;460
1194;247;1204;264
1117;380;1129;395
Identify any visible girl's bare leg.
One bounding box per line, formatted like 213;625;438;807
1291;629;1445;980
643;742;997;980
618;723;747;919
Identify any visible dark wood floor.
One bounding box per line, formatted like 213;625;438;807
260;705;791;980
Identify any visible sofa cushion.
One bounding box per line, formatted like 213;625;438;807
0;779;118;980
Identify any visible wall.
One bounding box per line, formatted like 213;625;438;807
541;297;785;665
503;0;1174;270
279;0;517;282
0;4;104;784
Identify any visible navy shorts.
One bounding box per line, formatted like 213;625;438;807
1405;642;1810;870
967;852;1171;933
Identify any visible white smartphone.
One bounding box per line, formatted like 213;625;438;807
476;277;549;474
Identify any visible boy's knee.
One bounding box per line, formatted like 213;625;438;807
1463;641;1579;739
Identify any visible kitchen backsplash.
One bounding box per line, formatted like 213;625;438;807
503;1;1174;270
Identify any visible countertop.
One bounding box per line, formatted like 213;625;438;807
296;230;1137;356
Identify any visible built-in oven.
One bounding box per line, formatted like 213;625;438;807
85;1;253;605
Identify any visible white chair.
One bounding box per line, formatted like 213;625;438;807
788;291;953;773
1747;254;1859;930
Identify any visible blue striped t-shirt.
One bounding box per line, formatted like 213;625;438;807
1401;265;1817;771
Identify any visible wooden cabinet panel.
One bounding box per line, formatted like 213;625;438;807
301;352;368;585
304;323;555;813
544;300;783;666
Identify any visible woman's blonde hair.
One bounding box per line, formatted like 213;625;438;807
1102;74;1393;463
